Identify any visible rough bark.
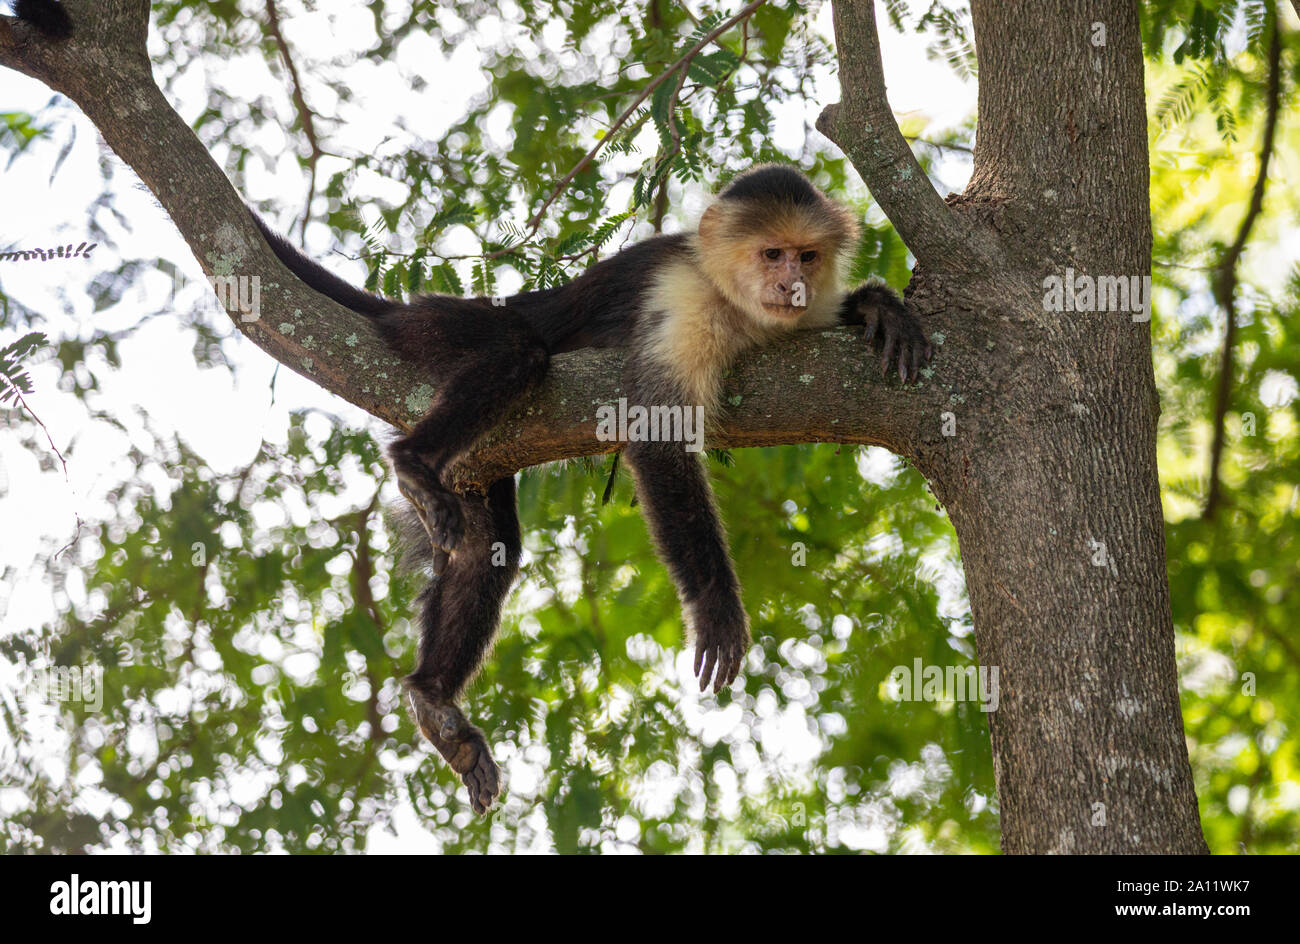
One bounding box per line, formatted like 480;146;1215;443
821;0;1206;853
2;0;1209;852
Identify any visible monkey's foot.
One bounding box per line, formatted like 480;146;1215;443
406;687;501;815
397;475;464;554
692;615;750;694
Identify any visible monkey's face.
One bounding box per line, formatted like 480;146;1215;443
697;192;855;331
749;243;825;323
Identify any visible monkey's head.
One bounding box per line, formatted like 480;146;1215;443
696;165;860;328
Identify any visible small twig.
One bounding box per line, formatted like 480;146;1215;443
650;163;669;232
903;134;973;155
647;51;691;231
265;0;323;242
665;53;689;159
1153;259;1212;271
1204;2;1282;520
516;0;766;241
6;382;82;557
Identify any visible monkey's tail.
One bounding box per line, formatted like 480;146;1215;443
386;503;433;571
247;210;392;319
13;0;74;38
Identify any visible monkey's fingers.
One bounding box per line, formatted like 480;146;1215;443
909;338;922;382
718;646;743;690
709;650;727;692
862;310;880;346
696;643;717;693
463;749;500;816
407;690;502;815
441;729;500;815
706;643;744;692
880;329;899;379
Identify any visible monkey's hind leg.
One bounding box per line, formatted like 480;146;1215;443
388;321;549;557
405;477;521;815
406;690;499;815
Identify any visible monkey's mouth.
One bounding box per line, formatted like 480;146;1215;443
762;303;805;318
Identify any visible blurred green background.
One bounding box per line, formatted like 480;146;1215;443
0;0;1296;853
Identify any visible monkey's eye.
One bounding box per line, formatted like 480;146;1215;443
764;248;781;260
800;250;818;263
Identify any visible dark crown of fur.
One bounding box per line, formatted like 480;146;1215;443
718;164;821;206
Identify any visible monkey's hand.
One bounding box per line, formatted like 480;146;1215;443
406;688;501;815
691;602;750;694
840;283;933;384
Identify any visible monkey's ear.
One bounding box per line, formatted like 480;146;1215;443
835;203;862;250
832;202;863;253
698;203;723;242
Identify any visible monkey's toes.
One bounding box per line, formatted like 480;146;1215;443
397;479;437;541
440;726;500;815
408;691;502;815
427;489;464;552
431;547;451;577
397;478;463;553
461;745;501;815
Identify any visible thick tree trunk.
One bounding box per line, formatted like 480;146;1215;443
910;280;1206;852
825;0;1207;852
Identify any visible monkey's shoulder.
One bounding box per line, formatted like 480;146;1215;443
535;233;696;353
577;232;693;289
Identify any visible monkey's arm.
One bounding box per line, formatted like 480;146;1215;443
620;436;749;693
838;282;932;383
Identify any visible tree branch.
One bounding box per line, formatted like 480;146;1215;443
445;328;946;492
1203;1;1282;520
0;0;947;495
815;0;998;273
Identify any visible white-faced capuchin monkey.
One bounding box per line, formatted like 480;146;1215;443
263;166;931;815
17;1;932;816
